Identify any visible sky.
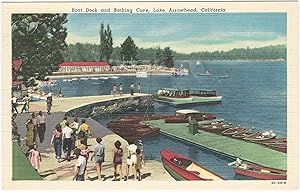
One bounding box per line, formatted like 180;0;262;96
66;13;286;54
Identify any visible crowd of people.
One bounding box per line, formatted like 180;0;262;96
12;111;145;181
112;82;142;97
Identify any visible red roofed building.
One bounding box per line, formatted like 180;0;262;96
58;61;110;73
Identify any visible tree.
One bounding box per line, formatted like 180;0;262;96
162;47;174;68
155;47;163;65
120;36;137;63
12;14;68;86
99;23;113;62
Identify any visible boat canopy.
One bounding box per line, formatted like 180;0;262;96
190;89;217;96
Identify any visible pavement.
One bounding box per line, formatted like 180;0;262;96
14;94;173;181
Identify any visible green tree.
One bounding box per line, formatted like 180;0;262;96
12;14;68;86
99;23;113;62
162;47;174;68
155;47;163;65
99;22;105;61
120;36;138;63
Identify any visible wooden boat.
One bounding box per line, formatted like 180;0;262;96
164;110;216;123
243;131;277;143
107;122;149;129
264;143;287;153
160;150;224;181
199;124;230;134
233;163;287;180
155;88;222;106
263;138;287;144
222;127;246;136
231;129;261;140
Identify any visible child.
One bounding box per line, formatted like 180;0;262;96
29;144;42;172
135;148;144;181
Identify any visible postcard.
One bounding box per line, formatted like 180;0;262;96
1;1;299;190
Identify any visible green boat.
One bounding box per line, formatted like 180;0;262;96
155;88;222;106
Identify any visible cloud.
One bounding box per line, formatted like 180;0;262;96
144;26;177;37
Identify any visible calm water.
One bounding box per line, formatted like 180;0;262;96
41;61;287;180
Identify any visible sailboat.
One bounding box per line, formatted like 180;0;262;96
196;60;201;65
197;62;212;76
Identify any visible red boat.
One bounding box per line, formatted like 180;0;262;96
164;116;188;123
222;127;246;136
263;138;287;144
233;163;287;180
160;150;224;181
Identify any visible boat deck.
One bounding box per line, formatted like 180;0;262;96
144;120;287;170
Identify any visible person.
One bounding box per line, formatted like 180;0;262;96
112;140;123;181
78;119;91;145
51;124;63;162
126;141;137;181
130;83;134;96
31;112;38;143
29;144;42;172
91;137;105;181
37;111;46;143
21;94;30;113
137;83;141;94
135;148;144;181
11;95;18;113
74;139;88;159
46;92;53;114
73;150;88;181
12;113;21;145
119;83;123;96
112;84;117;97
58;87;64;98
70;117;79;153
25;119;35;149
62;122;73;161
60;116;68;129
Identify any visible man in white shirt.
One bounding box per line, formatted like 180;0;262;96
62;122;73;161
37;111;46;143
11;95;18;113
73;150;87;181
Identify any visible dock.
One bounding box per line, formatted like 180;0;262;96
13;94;173;181
144;120;287;170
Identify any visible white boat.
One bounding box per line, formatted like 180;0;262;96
80;77;89;80
198;70;212;76
91;77;100;80
110;76;120;79
196;60;201;65
220;75;228;78
99;77;109;80
72;78;79;81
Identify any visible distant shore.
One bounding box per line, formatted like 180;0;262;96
47;70;188;79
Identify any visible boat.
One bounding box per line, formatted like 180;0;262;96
160;150;224;181
196;60;201;65
231;128;261;140
219;74;229;78
199;122;231;134
263;138;287;144
229;159;287;180
80;77;89;80
264;143;287;153
222;127;246;136
243;131;277;143
99;77;109;80
164;110;216;123
110;76;120;79
155;88;222;106
91;77;99;80
198;70;212;76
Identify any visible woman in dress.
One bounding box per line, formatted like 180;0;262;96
112;140;123;181
25;119;35;150
29;144;42;172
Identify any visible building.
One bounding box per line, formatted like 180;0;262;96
12;59;26;98
58;61;110;73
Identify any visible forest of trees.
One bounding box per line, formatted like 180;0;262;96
64;44;286;64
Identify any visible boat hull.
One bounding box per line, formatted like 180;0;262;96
160;150;224;181
234;164;287;180
156;95;222;106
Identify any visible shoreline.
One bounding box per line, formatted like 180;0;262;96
47;71;188;79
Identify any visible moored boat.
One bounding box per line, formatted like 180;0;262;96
164;110;217;123
222;127;246;136
155;88;222;106
243;131;277;143
160;150;224;181
199;123;231;134
229;159;287;180
264;143;287;153
231;129;261;140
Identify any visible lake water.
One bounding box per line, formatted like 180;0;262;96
41;61;287;180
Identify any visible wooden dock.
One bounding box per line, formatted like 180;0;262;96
145;119;287;170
